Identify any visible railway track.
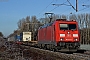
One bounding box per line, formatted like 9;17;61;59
1;41;90;60
20;44;90;60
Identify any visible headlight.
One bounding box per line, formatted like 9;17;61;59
73;34;78;37
74;38;78;41
60;38;64;41
60;34;65;37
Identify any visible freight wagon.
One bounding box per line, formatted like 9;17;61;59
16;32;37;45
15;35;22;44
20;32;31;42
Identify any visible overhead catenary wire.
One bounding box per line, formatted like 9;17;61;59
49;6;58;12
79;6;90;12
59;0;90;15
48;0;90;20
49;1;68;12
38;0;90;19
48;0;75;16
70;4;90;14
37;0;55;18
38;0;68;18
67;0;76;11
51;0;73;15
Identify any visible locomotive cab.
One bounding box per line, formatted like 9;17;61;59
55;20;80;49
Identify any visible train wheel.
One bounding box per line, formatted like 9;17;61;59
34;44;38;48
55;47;59;52
53;46;59;52
40;44;42;49
44;44;47;50
51;45;56;52
49;45;54;51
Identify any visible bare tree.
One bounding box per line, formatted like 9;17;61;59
31;16;40;40
17;18;26;32
60;14;67;19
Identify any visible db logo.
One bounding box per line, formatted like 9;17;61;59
68;34;71;37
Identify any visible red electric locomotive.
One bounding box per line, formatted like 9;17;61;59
38;19;80;51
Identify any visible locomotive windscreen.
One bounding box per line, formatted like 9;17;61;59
60;24;76;30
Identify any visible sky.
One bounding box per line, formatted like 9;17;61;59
0;0;90;37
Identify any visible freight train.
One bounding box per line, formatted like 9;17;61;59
37;19;80;51
14;19;80;52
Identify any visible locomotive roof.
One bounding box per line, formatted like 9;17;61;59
56;19;67;21
55;19;76;22
39;19;77;29
39;22;53;29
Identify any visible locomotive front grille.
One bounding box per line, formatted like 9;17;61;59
58;42;80;49
65;43;74;48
